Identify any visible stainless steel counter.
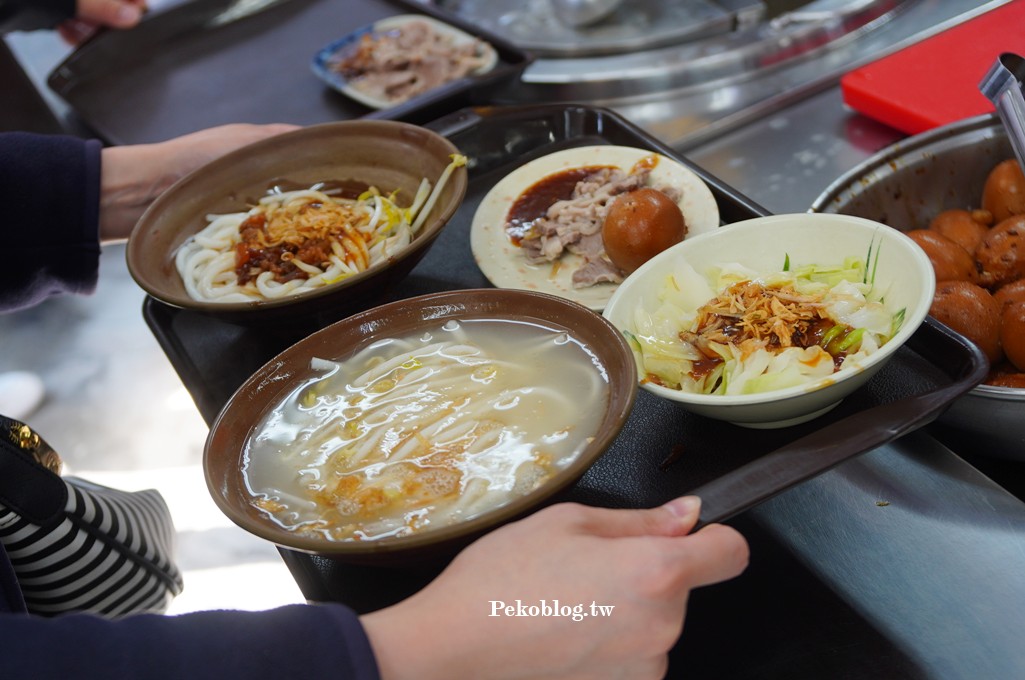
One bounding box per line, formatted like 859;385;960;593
490;0;1008;150
682;85;902;213
685;83;1025;679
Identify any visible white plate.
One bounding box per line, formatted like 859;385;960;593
470;145;720;310
312;14;499;110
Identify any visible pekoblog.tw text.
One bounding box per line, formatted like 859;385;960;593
489;600;615;622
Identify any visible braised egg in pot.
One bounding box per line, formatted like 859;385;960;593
982;158;1025;223
906;229;981;283
1001;301;1025;372
929;281;1003;364
928;209;992;255
977;214;1025;289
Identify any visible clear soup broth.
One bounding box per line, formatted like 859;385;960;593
243;318;610;541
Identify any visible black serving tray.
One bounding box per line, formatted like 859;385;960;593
143;104;986;612
46;0;532;145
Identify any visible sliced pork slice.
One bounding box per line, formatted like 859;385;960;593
566;232;606;260
335;20;490;103
572;257;624;288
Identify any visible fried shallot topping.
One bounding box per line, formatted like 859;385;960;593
686;281;831;356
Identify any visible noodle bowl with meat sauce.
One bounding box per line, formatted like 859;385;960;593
243;317;610;541
175;156;465;303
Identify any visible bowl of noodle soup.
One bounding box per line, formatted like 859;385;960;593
127;120;467;324
204;288;638;562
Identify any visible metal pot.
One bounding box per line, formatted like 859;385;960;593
811;114;1025;461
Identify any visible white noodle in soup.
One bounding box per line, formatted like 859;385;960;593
243;318;610;541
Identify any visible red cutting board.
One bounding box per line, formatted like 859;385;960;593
841;0;1025;135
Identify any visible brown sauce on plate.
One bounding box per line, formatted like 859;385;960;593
505;166;613;246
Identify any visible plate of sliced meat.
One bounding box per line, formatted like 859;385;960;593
312;14;499;110
470;145;720;310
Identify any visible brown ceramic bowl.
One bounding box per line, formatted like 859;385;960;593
127;120;467;325
203;288;638;564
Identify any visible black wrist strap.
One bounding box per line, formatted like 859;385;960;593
0;416;67;527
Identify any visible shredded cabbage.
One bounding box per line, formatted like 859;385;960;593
632;256;903;396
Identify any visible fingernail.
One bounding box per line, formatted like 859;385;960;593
664;495;700;519
118;5;142;25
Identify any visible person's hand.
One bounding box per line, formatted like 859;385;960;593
58;0;145;45
99;123;300;242
361;496;749;680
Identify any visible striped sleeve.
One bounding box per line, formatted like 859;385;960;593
0;477;183;617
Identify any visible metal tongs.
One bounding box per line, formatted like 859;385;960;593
979;52;1025;171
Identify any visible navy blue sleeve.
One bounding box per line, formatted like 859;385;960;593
0;539;379;679
0;132;102;313
0;0;75;32
1;604;382;679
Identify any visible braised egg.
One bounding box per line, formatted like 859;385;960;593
928;209;991;256
977;215;1025;289
994;278;1025;310
982;159;1025;223
930;280;1003;363
907;229;979;282
602;188;687;274
1001;301;1025;371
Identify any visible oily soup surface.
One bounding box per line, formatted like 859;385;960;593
242;318;610;541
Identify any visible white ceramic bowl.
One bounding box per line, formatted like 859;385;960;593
602;213;935;428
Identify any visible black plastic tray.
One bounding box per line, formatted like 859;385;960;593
143;104;986;611
46;0;532;145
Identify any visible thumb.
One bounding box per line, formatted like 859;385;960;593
77;0;144;28
571;495;702;539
